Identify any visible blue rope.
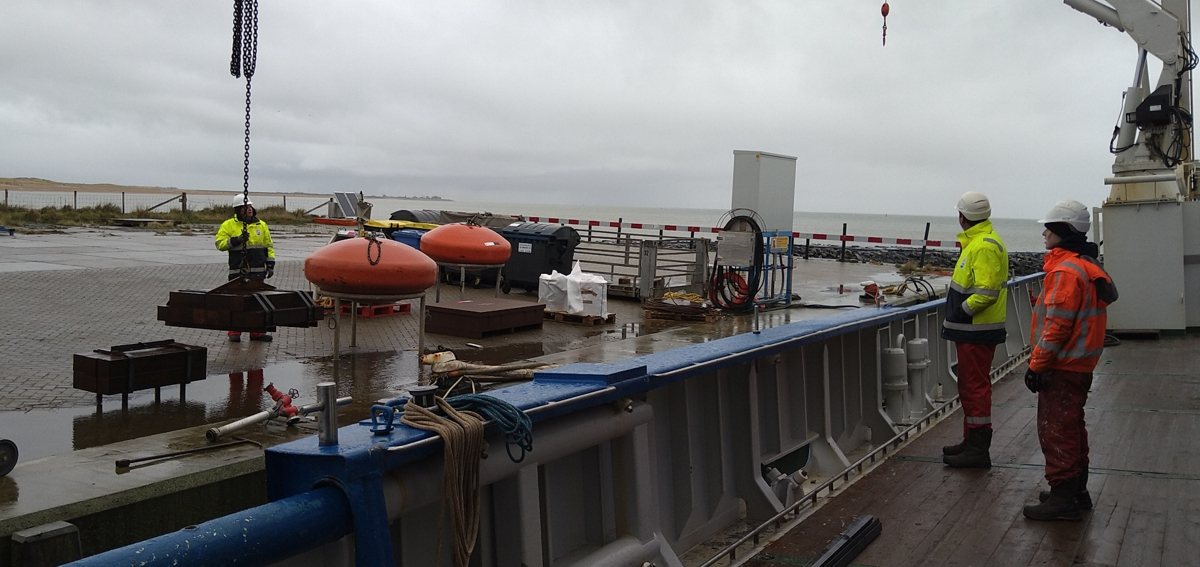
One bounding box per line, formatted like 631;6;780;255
447;394;534;463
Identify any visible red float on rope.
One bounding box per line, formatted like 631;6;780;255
881;2;889;46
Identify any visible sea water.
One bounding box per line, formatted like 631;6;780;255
365;198;1049;252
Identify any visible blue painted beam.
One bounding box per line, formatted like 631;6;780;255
63;486;352;567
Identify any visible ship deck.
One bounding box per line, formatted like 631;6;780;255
746;335;1200;567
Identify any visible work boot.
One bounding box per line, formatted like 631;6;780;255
942;437;969;456
1040;468;1092;510
943;427;991;468
228;334;241;343
1025;476;1082;521
250;334;273;342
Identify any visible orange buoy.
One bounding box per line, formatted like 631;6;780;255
419;223;512;265
304;237;437;295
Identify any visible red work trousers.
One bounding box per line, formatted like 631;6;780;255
956;342;996;435
1037;369;1092;485
228;330;267;339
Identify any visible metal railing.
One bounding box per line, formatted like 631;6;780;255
0;189;332;214
573;226;712;299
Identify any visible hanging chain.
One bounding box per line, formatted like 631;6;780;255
230;0;259;280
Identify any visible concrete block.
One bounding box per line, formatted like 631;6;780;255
11;521;81;567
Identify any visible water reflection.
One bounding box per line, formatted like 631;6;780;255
73;400;209;451
0;350;424;463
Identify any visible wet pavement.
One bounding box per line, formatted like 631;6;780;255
0;225;945;463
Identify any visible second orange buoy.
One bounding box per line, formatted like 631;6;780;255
420;223;512;265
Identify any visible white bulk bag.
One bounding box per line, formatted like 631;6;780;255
538;270;569;312
566;261;608;317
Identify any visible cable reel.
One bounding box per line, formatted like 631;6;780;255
710;209;765;312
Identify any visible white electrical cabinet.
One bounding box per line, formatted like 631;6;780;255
731;151;797;234
1184;201;1200;329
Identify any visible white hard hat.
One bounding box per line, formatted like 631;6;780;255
232;194;254;208
1039;200;1090;233
955;191;991;221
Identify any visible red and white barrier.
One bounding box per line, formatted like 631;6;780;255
526;217;960;249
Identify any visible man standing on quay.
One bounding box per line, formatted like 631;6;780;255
215;194;276;342
941;191;1009;468
1023;200;1116;521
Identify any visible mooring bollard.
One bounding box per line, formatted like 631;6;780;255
318;382;339;446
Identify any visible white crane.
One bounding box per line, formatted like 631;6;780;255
1066;0;1200;332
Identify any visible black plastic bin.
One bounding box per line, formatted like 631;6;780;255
500;222;581;293
389;209;442;224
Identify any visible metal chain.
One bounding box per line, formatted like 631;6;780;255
367;233;383;266
230;0;259;280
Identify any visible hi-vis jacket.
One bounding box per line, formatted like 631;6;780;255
1029;247;1117;374
215;217;275;279
941;220;1009;345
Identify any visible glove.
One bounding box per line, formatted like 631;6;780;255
266;260;275;279
1024;368;1045;393
228;235;245;247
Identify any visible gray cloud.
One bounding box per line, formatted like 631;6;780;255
0;1;1167;217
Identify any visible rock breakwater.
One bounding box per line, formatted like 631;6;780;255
793;243;1046;277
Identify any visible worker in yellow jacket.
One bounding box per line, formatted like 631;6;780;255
215;194;275;342
941;191;1008;468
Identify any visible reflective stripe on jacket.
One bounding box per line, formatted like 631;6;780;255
941;220;1008;345
215;217;275;278
1029;247;1113;373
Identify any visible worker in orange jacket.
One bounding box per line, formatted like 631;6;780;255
1023;200;1117;521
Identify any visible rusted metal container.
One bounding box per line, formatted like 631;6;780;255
73;340;207;395
156;279;323;333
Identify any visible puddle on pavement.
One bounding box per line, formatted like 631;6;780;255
0;351;424;462
429;342;547;365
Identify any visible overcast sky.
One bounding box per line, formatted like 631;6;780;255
0;1;1183;218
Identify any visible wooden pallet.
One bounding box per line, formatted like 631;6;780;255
318;300;412;319
336;302;412;319
544;311;616;326
643;309;720;323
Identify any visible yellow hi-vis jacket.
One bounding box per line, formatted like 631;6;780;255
215;216;275;280
940;219;1008;345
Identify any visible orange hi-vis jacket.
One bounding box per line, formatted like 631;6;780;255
1029;247;1117;374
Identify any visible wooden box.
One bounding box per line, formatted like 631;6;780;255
426;299;545;339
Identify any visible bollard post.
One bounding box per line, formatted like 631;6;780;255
73;190;77;210
805;238;810;260
919;222;930;267
181;193;187;214
121;192;125;213
839;223;847;262
317;382;339;446
283;195;287;211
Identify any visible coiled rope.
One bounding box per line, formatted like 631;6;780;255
401;397;484;567
394;394;533;565
447;394;534;463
